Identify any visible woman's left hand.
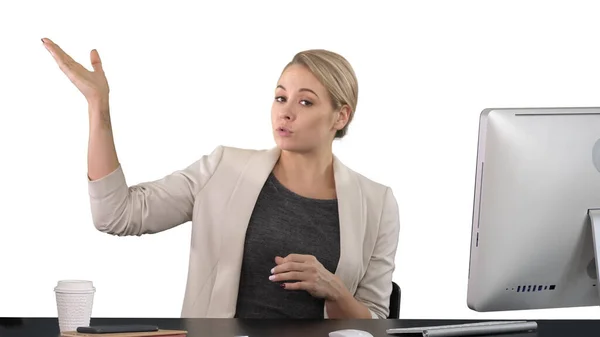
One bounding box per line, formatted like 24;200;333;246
269;254;347;300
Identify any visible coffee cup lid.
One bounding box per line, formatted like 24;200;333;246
54;280;95;293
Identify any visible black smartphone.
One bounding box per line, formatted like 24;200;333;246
76;324;160;334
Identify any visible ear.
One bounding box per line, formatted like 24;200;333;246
333;105;351;131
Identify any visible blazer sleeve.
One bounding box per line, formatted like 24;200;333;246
87;145;225;236
354;186;401;319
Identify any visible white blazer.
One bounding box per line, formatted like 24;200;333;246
88;145;400;319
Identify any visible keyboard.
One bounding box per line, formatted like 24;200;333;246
386;320;537;336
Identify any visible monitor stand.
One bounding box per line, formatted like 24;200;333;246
589;209;600;299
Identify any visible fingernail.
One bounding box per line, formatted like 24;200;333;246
280;283;286;289
270;268;274;274
269;275;275;281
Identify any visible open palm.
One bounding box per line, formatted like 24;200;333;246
42;38;109;105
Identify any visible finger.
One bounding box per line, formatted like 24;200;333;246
271;262;306;275
281;281;310;291
270;271;305;282
282;254;315;263
42;38;72;62
90;49;104;73
43;38;87;76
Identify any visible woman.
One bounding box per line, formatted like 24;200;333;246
42;38;400;320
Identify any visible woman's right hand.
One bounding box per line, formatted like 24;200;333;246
42;38;109;106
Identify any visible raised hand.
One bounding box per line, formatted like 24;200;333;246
41;38;119;180
42;38;109;106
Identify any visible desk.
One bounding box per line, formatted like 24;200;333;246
1;317;598;337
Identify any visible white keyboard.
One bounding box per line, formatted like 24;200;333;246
386;320;537;336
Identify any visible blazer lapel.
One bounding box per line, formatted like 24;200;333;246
207;147;281;317
322;156;365;319
332;155;365;292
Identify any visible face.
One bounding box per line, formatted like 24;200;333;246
271;64;349;153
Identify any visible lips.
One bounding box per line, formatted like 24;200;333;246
276;127;292;136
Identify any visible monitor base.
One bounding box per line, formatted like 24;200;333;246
589;209;600;300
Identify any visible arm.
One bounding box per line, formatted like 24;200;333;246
88;145;224;236
41;39;223;237
345;187;401;319
87;99;119;181
325;286;373;319
86;98;225;236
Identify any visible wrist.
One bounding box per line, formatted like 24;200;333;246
328;281;352;303
325;294;372;319
325;279;372;319
88;96;109;114
88;99;112;130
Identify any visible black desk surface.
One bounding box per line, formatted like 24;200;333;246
1;317;598;337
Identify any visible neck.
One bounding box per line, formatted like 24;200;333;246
274;146;335;185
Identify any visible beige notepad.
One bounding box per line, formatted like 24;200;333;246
61;329;187;337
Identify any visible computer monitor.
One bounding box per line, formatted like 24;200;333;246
467;107;600;312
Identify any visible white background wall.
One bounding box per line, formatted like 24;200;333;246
2;0;600;320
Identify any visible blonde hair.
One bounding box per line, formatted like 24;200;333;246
284;49;358;139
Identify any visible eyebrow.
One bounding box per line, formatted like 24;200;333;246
276;85;319;98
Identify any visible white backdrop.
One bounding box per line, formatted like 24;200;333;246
2;0;600;320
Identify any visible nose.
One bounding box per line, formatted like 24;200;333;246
278;105;295;121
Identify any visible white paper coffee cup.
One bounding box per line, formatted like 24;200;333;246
54;280;95;332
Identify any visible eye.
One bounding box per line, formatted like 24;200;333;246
300;100;313;106
275;96;286;103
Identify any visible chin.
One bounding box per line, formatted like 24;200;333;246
274;138;310;153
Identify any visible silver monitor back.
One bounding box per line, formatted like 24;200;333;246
467;107;600;312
